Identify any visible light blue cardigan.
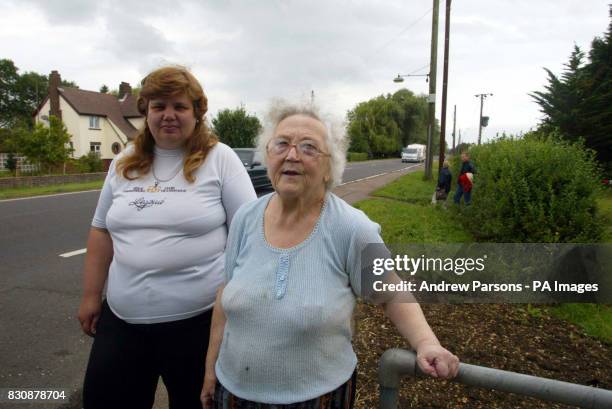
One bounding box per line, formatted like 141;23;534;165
215;192;386;404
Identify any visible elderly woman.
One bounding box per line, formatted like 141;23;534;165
78;66;256;409
201;104;458;408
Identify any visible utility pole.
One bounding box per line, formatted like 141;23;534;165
475;93;493;145
438;0;452;171
452;104;456;153
424;0;439;180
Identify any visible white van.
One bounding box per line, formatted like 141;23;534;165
401;144;426;162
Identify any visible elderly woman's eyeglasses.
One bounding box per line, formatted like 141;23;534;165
267;138;330;158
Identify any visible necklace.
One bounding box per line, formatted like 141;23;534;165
148;162;182;191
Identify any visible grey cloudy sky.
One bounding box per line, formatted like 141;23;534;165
1;0;609;144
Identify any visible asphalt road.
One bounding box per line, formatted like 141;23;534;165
0;158;419;408
343;158;418;183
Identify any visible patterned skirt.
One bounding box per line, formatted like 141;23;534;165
213;370;357;409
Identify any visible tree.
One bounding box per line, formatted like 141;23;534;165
530;46;587;142
212;107;262;148
0;59;20;128
5;152;17;175
346;89;431;157
110;86;140;97
454;142;473;154
390;89;429;146
581;8;612;166
100;84;109;93
77;151;104;173
16;115;73;173
530;6;612;167
0;59;78;129
14;71;49;125
347;96;401;156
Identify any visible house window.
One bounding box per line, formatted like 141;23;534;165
111;142;122;155
90;142;101;156
89;116;100;129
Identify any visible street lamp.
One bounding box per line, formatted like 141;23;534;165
393;73;429;83
393;72;434;179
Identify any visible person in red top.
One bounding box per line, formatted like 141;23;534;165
453;152;476;205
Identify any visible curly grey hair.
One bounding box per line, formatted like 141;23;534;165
256;100;348;190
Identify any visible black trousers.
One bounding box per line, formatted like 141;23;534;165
83;300;212;409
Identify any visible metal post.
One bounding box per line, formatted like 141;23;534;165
379;349;612;409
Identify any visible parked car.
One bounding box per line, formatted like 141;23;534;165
233;148;273;192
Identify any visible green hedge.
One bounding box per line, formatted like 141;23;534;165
453;137;603;242
74;152;104;173
347;152;368;162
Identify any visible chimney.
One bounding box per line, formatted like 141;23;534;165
49;70;62;120
118;82;132;99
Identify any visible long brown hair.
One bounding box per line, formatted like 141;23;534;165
117;66;217;182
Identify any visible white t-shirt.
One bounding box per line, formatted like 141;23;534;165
92;142;257;324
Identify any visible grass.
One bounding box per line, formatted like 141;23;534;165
347;152;369;162
0;180;103;199
354;198;471;243
549;304;612;344
355;170;612;344
596;188;612;243
547;188;612;344
371;170;438;206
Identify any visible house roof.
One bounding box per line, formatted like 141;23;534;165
119;94;142;118
33;87;143;140
59;87;141;139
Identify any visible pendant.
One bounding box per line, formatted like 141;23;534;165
146;180;161;193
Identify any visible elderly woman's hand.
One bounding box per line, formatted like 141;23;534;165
200;369;216;409
416;343;460;379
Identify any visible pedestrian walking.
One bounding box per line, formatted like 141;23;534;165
434;160;452;205
453;152;476;205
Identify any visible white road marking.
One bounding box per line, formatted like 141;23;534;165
59;248;87;258
339;164;421;186
0;189;102;203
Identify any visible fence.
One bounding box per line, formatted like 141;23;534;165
0;173;106;189
378;348;612;409
0;153;38;173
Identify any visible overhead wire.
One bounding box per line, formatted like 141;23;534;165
369;0;446;57
370;8;433;56
405;63;430;75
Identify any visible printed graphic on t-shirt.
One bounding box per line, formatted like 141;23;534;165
123;181;188;211
125;182;187;193
129;197;165;211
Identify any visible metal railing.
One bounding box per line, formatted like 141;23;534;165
378;348;612;409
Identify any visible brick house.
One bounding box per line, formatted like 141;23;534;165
32;71;144;169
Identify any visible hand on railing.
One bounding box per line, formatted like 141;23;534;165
416;344;460;379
